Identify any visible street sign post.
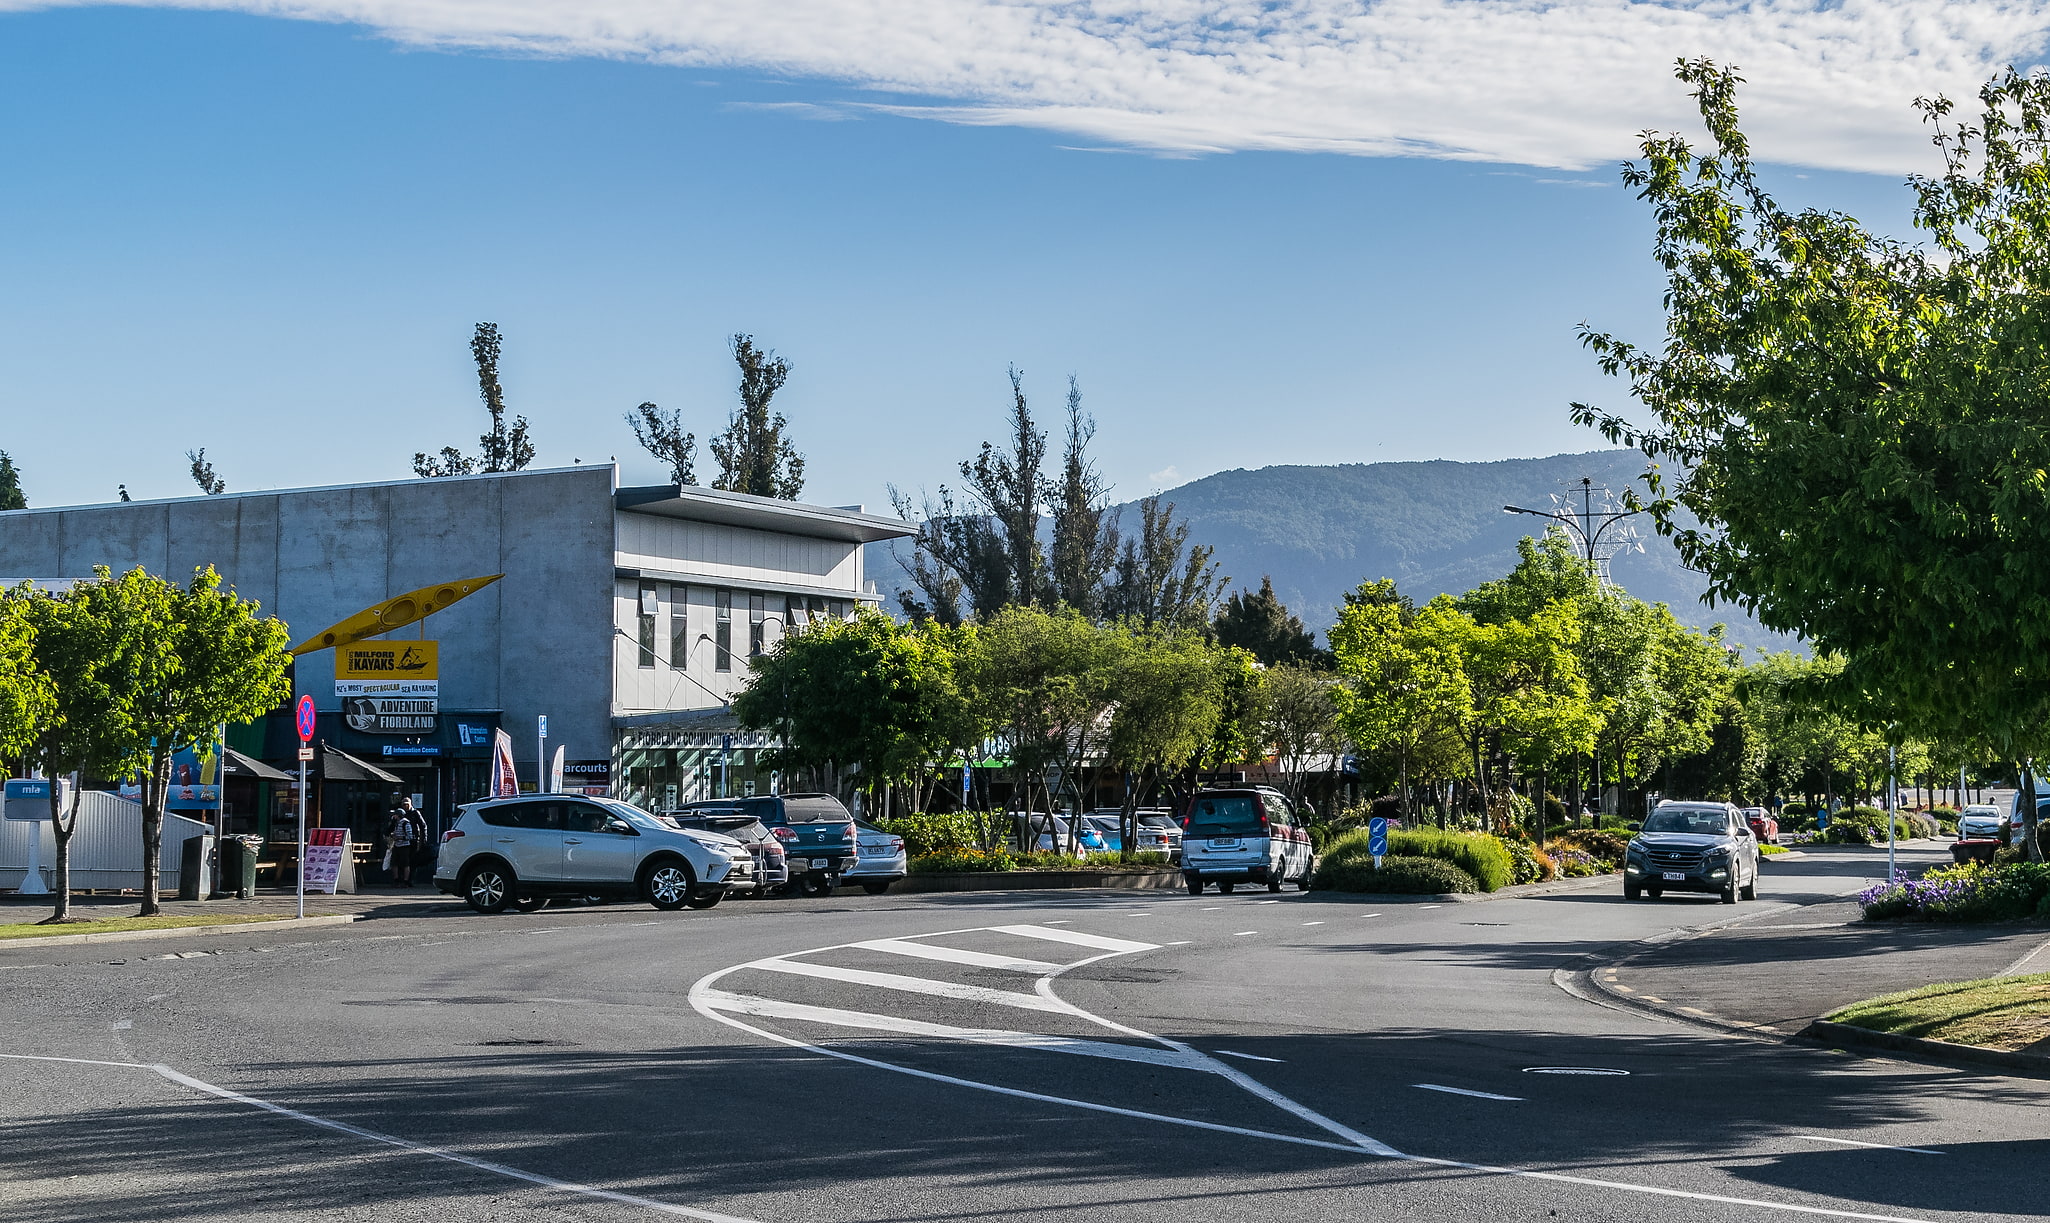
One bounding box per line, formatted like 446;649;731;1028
1368;816;1389;870
295;694;315;919
537;714;548;793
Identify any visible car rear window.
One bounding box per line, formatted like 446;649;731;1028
781;796;852;825
1185;795;1264;837
1136;814;1177;830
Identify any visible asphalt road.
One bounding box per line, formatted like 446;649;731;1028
3;843;2042;1223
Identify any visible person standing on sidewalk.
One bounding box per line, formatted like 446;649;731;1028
384;796;426;888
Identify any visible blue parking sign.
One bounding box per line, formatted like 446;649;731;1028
1368;817;1389;858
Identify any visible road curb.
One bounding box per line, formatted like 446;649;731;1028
0;913;357;949
1314;870;1620;904
897;869;1185;893
1797;1020;2050;1080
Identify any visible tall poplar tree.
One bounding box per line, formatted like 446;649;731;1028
709;334;805;499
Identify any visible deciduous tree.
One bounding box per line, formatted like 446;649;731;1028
626;402;696;486
416;322;534;477
709;335;804;499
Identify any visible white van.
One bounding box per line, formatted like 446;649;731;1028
1178;787;1315;896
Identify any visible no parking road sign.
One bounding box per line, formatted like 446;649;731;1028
1368;816;1389;867
296;694;317;743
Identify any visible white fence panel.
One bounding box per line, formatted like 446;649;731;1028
1;790;210;892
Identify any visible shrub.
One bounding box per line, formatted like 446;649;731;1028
1321;826;1513;892
1858;861;2050;922
1548;849;1602;876
1500;836;1553;885
1543;794;1567;824
1313;854;1480;894
880;812;983;857
1928;804;1960;820
910;846;1014;873
1014;851;1090;870
1550;829;1627;866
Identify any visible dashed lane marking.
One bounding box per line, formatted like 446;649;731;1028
1215;1050;1284;1063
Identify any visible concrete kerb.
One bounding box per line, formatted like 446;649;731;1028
1312;869;1621;905
1797;1019;2050;1080
0;914;356;950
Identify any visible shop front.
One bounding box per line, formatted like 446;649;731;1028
614;711;778;812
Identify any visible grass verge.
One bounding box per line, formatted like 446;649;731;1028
0;913;294;940
1826;970;2050;1052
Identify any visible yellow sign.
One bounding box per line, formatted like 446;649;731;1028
337;640;438;681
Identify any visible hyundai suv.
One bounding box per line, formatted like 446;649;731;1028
435;794;753;913
1623;801;1759;904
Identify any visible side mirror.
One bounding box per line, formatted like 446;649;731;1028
606;817;638;836
1624;822;1641;833
1737;826;1754;837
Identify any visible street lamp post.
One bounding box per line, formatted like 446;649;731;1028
1502;476;1646;586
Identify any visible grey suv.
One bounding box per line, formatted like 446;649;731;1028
1624;802;1760;904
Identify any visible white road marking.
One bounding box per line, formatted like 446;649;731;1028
1233;931;1258;936
688;930;1937;1223
696;989;1208;1069
989;924;1157;954
1164;940;1193;945
1420;905;1442;910
1416;1083;1522;1101
1794;1135;1942;1155
0;1052;147;1069
147;1064;764;1220
1040;920;1073;925
748;958;1066;1012
1360;912;1383;918
1256;900;1280;905
111;1020;132;1030
1201;906;1223;911
142;994;168;1003
1302;921;1325;926
849;938;1058;974
1215;1050;1284;1063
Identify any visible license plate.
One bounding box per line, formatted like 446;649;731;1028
1661;871;1685;882
1210;839;1239;847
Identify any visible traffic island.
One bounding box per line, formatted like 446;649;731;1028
1802;971;2050;1078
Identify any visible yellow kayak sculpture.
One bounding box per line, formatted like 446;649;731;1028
289;574;503;655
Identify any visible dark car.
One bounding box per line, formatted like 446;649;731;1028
659;807;789;897
676;793;855;897
1740;806;1779;846
1623;802;1760;904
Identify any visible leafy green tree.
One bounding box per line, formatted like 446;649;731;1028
1452;599;1603;817
970;606;1126;849
1046;377;1120;619
127;568;293;916
416;322;535;477
1572;62;2050;855
1330;592;1472;821
734;609;969;811
1257;664;1339;806
1105;630;1225;859
19;572;158;922
710;334;805;499
626;402;696;485
0;451;26;510
1104;495;1224;632
186;448;225;495
1214;576;1322;667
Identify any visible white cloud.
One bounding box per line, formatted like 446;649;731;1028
17;1;2050;172
1148;465;1182;488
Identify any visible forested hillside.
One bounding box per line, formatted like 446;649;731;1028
872;450;1785;648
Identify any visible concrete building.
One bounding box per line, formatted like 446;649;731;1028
0;466;912;839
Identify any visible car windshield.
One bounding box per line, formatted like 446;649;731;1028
1185;795;1264;837
782;796;852;826
1642;807;1731;835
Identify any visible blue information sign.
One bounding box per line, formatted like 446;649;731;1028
1367;817;1389;858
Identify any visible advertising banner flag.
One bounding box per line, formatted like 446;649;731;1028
549;746;566;793
490;729;518;797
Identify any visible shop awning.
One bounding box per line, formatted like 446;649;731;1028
319;745;404;784
222;747;291;782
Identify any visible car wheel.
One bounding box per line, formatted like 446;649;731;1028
1624;881;1641;900
685;890;723;910
1740;877;1757;901
512;895;549;913
462;861;515;915
1721;880;1738;904
1220;882;1236;895
800;873;833;897
639;857;697;911
1267;873;1284;893
1295;869;1313;892
1185;875;1203;895
861;880;891;895
1646;886;1663;900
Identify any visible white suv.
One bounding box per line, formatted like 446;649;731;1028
434;794;753;913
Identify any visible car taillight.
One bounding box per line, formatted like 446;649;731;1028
890;837;903;851
770;826;797;842
843;823;856;842
441;829;464;842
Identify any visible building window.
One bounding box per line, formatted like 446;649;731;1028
637;582;657;669
669;584;689;669
785;594;803;635
715;589;732;672
830;599;850;620
749;591;766;657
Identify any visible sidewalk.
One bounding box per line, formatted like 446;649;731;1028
0;885;464;925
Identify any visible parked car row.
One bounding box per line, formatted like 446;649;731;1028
434;791;906;914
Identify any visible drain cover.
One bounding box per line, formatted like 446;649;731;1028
1522;1066;1629;1076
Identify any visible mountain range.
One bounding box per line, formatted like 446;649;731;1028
868;449;1785;649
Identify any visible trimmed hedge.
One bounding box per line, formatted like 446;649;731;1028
1314;854;1481;895
909;847;1014;873
1321;826;1514;892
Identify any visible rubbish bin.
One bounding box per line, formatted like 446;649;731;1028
177;834;216;901
220;835;261;900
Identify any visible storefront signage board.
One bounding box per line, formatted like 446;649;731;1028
303;828;346;894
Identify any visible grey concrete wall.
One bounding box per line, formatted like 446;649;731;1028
0;466;617;765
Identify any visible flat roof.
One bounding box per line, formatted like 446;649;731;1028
0;464;611;516
616;484;915;544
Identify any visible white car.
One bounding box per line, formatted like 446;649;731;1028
840;819;907;895
1958;805;2003;840
1179;787;1315;895
435;794;754;913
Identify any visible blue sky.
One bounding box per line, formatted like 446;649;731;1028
0;5;1981;510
